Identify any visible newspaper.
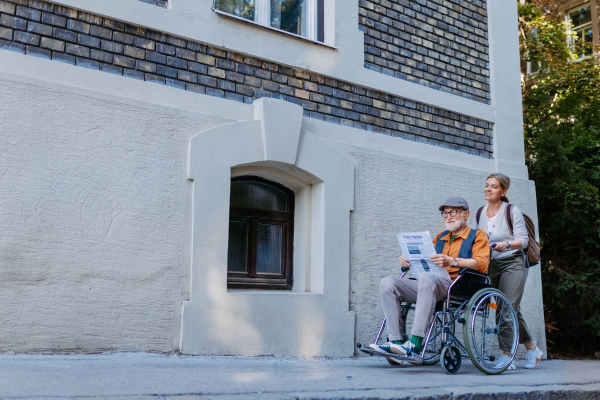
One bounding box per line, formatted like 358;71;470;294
395;231;451;280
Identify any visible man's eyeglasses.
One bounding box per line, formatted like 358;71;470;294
441;210;461;218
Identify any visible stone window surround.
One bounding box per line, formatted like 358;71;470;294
182;98;356;356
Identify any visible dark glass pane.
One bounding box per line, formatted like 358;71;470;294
230;180;288;211
270;0;305;36
227;221;249;272
256;223;282;274
215;0;256;21
569;6;591;28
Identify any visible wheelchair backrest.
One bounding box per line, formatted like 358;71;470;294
450;271;491;299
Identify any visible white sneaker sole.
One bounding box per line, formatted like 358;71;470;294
369;344;403;365
368;344;389;355
524;350;543;369
390;346;407;355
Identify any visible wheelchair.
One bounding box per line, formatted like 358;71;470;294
358;267;520;375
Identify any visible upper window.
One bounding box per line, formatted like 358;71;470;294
527;59;546;75
214;0;325;42
567;4;593;59
227;177;294;290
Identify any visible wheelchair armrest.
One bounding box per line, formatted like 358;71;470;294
458;268;488;277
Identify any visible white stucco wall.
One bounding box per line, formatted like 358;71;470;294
0;68;236;352
0;51;545;356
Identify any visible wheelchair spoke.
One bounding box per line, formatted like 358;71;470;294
464;290;520;373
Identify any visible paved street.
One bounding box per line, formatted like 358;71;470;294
0;353;599;399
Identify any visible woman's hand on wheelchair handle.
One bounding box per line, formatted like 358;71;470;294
494;241;510;252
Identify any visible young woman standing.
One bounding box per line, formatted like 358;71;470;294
476;173;543;370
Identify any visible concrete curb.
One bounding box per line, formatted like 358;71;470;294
1;354;599;400
7;383;600;400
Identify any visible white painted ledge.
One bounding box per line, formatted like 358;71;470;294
0;50;253;122
49;0;496;122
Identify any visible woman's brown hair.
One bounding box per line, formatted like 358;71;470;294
487;173;510;203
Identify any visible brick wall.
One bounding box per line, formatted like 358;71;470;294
359;0;491;104
0;0;493;157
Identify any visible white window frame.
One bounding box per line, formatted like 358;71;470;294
526;60;543;76
566;3;594;60
213;0;326;45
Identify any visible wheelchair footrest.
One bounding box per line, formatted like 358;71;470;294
359;347;423;365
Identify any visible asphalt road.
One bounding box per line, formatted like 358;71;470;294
0;353;599;399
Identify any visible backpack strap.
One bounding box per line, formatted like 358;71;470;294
475;206;484;225
505;203;514;236
435;230;450;254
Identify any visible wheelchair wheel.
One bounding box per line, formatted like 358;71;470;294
463;288;519;375
386;357;402;366
440;345;461;374
402;303;444;365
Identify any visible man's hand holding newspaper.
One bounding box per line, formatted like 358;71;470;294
395;231;451;280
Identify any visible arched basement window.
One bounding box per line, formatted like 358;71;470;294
227;176;294;290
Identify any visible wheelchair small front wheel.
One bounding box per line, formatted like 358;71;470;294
440;345;461;374
464;288;519;375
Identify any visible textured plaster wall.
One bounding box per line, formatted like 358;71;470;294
0;78;231;352
0;53;543;356
338;145;545;359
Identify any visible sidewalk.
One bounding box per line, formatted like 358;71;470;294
0;353;599;400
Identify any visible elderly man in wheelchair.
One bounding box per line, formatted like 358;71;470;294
359;197;521;375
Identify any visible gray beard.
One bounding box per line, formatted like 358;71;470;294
446;218;466;232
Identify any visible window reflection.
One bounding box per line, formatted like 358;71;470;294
270;0;306;36
568;5;593;58
215;0;256;21
569;6;591;27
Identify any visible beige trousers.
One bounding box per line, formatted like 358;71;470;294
489;252;532;350
380;272;451;340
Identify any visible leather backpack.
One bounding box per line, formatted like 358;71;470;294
476;204;541;266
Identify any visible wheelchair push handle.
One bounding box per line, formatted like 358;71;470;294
399;266;409;279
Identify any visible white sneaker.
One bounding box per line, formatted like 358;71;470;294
368;343;387;354
368;343;403;365
494;354;516;370
524;343;543;369
393;340;417;355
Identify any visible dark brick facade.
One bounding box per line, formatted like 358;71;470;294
359;0;491;104
0;0;493;157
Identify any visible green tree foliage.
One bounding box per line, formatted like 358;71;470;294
519;2;600;355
